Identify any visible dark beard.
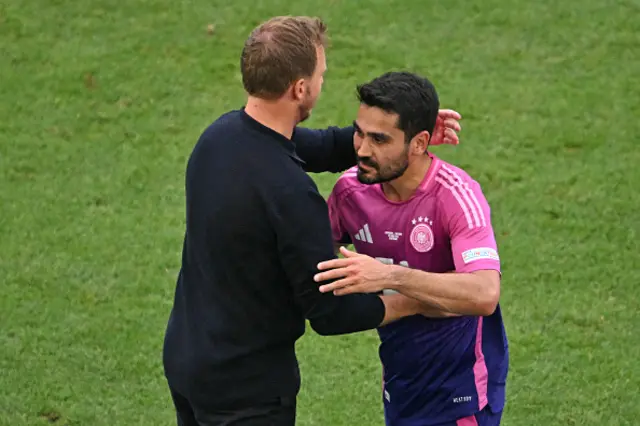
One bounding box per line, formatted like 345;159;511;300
356;155;409;184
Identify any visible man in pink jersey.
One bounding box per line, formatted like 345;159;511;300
313;71;507;426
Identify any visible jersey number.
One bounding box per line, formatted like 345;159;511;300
375;257;409;267
376;257;408;295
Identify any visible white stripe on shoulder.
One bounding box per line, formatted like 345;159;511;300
440;164;486;227
435;174;474;230
437;170;480;228
337;172;358;182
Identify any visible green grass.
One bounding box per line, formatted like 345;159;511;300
1;0;639;424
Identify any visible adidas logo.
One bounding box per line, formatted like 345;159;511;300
354;224;373;243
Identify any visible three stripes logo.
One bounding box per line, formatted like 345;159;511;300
434;164;486;230
354;224;373;243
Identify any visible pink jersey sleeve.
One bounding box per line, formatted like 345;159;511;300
327;179;352;245
438;169;501;274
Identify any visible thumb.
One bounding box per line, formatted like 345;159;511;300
339;246;359;257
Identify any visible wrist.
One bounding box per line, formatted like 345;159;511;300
386;264;408;291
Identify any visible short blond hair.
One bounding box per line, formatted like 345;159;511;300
240;16;328;100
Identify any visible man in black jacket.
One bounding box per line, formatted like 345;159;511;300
162;16;461;426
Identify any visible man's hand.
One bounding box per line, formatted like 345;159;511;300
431;109;462;146
315;246;390;295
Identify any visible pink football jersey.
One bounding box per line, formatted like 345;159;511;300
327;152;507;426
328;153;500;276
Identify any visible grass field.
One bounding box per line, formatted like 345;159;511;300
1;0;639;425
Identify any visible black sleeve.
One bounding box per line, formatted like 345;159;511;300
292;126;357;173
268;181;385;335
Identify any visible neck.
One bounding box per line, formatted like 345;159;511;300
381;155;433;202
244;96;298;139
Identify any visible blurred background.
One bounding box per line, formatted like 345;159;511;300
1;0;638;424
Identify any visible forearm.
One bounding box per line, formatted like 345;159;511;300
294;126;356;173
418;304;461;318
306;292;385;336
378;293;422;326
308;291;422;334
387;266;499;316
382;289;459;318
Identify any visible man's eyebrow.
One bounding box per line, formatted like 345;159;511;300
353;121;391;140
370;132;391;140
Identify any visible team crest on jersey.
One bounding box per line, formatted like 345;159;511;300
409;216;434;252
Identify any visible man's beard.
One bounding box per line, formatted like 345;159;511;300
298;103;311;123
297;88;314;123
356;150;409;184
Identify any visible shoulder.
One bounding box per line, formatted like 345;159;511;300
331;166;367;198
433;160;491;228
434;161;485;193
198;110;245;140
190;110;245;158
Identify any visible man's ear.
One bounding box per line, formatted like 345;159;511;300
411;131;431;155
291;78;306;101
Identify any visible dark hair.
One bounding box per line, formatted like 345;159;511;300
356;71;440;143
241;16;328;100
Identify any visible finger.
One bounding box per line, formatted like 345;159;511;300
333;285;363;296
444;118;462;132
317;257;355;271
314;266;354;282
438;109;462;120
318;276;357;293
444;128;459;144
339;246;360;258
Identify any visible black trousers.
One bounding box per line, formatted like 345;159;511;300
170;388;296;426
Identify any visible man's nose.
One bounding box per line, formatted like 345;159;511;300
356;139;372;158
